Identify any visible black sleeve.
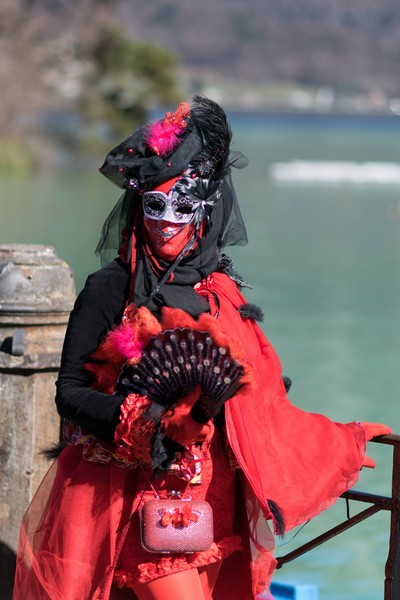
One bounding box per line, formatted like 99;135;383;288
55;260;130;442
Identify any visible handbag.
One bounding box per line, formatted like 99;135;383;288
140;497;214;554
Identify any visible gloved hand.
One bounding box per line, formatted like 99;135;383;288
359;421;392;468
161;385;214;446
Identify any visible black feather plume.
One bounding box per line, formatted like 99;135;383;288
267;498;286;536
217;254;252;289
282;375;292;393
190;95;232;183
40;440;66;460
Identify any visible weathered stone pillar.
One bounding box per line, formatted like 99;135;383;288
0;244;75;596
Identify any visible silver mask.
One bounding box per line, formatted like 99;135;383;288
142;189;198;224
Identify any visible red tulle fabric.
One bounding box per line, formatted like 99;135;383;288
13;444;135;600
13;271;367;600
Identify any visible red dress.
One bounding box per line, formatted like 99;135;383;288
114;428;240;589
13;272;366;600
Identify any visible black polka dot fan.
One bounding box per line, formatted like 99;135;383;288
115;326;245;423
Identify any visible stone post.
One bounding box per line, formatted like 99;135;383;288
0;244;75;597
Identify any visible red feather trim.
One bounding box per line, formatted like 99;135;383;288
86;304;255;395
161;307;197;330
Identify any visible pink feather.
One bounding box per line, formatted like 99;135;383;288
109;326;143;361
147;121;183;157
147;101;190;157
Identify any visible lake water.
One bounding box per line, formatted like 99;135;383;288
2;113;400;599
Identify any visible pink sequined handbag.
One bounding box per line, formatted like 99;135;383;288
140;498;214;554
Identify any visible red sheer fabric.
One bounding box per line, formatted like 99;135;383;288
13;444;137;600
207;273;366;532
196;273;366;596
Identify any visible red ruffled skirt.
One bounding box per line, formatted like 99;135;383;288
13;429;244;600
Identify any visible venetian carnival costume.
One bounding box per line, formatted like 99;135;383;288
13;97;390;600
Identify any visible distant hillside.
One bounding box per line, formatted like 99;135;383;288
118;0;400;108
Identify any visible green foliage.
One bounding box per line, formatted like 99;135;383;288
84;25;182;138
0;137;34;175
0;2;183;167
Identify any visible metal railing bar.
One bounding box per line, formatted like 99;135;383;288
384;441;400;599
274;434;400;598
372;433;400;447
276;504;381;568
342;489;393;510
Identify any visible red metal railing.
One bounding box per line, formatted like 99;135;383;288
275;434;400;600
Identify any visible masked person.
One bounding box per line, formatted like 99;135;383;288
13;97;391;600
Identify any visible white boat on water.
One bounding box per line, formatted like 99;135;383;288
269;161;400;185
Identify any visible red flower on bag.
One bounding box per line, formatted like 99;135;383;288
160;505;200;528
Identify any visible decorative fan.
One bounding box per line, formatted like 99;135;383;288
115;327;245;422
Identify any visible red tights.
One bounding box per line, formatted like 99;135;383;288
110;563;221;600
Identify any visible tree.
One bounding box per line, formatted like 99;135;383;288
83;24;181;139
0;0;182;166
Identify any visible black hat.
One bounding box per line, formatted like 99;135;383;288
99;96;234;192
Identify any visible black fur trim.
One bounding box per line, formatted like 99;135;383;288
238;303;264;322
266;498;285;536
282;375;292;393
217;254;252;289
40;440;66;460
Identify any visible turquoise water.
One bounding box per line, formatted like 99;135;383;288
2;114;400;599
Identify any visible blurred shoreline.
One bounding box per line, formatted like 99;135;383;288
3;102;400;176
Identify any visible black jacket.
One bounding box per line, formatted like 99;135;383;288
55;259;130;441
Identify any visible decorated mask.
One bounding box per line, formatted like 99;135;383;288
142;176;198;261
